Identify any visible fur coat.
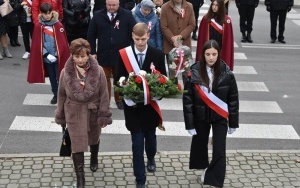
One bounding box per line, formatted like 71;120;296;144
55;55;112;152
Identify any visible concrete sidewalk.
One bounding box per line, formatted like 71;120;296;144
0;150;300;188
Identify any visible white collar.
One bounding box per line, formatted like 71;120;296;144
134;45;148;55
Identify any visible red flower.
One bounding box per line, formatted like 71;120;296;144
158;77;166;84
177;84;182;91
135;76;142;84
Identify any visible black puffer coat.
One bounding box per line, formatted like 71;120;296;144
183;61;239;130
265;0;294;10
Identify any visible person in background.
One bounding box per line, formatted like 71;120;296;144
265;0;294;43
132;0;163;51
27;3;69;104
116;23;166;188
20;0;34;59
93;0;134;13
196;0;234;70
55;38;112;188
32;0;63;24
183;39;239;188
152;0;163;18
7;0;22;47
62;0;91;43
187;0;203;40
87;0;136;110
236;0;259;43
224;0;229;14
0;0;13;59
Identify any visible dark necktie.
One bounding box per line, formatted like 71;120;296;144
138;53;144;68
110;13;114;22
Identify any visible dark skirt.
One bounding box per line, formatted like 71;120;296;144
0;16;8;35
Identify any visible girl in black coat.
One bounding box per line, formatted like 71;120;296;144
183;39;239;187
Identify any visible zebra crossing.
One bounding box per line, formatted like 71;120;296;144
9;1;300;142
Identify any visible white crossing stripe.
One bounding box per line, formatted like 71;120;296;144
233;66;257;74
10;116;299;139
286;13;300;19
23;94;282;113
191;41;239;48
292;20;300;26
192;52;247;60
237;82;269;92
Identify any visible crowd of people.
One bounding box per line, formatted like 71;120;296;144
0;0;295;187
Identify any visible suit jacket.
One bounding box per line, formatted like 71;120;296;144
116;45;167;132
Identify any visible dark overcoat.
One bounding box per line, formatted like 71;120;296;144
116;45;167;132
55;55;112;152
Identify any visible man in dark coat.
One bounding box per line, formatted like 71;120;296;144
92;0;135;13
236;0;259;43
87;0;136;109
187;0;204;40
116;23;166;188
265;0;294;43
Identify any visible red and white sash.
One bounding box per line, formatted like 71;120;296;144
119;46;163;125
43;26;54;37
195;84;228;119
25;0;32;6
210;18;223;34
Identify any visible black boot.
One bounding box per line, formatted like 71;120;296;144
10;40;16;47
90;142;99;172
14;40;21;46
246;32;253;43
72;152;85;188
192;32;197;40
241;32;246;42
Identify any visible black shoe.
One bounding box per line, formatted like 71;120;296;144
50;96;57;104
246;33;253;43
116;102;124;110
10;40;16;47
147;158;156;172
241;32;246;42
192;33;198;41
14;40;21;46
270;39;276;43
136;184;145;188
278;39;286;44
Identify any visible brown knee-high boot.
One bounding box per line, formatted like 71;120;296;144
90;142;99;172
72;152;85;188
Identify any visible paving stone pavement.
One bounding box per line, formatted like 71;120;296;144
0;150;300;188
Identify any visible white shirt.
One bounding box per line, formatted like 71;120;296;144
206;66;214;90
134;45;148;66
107;12;117;20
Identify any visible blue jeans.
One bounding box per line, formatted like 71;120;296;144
131;128;157;185
44;62;58;96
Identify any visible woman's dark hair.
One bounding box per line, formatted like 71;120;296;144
206;0;225;24
69;38;91;56
199;39;221;90
40;2;53;13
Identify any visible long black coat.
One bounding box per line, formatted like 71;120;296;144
116;45;167;132
236;0;259;6
265;0;294;10
87;7;136;67
183;62;239;130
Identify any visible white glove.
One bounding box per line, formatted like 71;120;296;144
124;99;136;106
187;129;197;136
47;54;57;63
228;128;236;134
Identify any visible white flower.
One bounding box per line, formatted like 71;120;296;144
129;72;135;76
118;76;126;87
169;62;177;69
138;70;147;76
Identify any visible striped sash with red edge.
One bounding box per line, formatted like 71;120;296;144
210;18;223;34
195;84;228;119
43;26;54;37
119;46;163;126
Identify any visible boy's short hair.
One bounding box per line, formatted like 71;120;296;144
132;23;149;37
40;2;52;13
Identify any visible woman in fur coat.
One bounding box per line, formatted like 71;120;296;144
55;38;112;188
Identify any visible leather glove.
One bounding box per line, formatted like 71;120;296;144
255;3;258;8
187;129;197;136
266;6;270;12
47;54;57;63
61;123;66;128
236;3;240;8
228;128;236;134
287;6;292;12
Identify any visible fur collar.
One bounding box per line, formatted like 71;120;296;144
63;55;101;102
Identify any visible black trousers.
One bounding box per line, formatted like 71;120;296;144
20;22;34;52
270;9;287;40
238;6;255;33
7;26;19;42
192;5;200;34
189;120;228;187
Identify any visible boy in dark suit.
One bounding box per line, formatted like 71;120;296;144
116;23;166;188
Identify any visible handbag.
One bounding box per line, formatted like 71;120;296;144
0;0;13;17
59;127;72;156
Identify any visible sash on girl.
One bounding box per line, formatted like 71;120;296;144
195;84;228;119
210;18;223;34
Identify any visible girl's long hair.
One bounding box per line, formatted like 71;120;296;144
205;0;226;25
199;39;221;90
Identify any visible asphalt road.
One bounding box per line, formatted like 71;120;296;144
0;1;300;154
